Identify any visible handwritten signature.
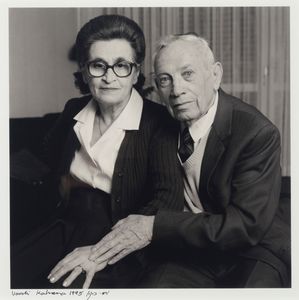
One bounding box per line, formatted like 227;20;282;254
12;289;110;299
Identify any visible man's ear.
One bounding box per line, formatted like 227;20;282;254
213;62;223;90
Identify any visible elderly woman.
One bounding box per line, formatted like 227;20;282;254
12;15;183;289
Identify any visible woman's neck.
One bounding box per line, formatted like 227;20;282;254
95;99;126;126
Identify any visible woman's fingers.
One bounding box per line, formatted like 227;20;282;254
94;242;125;264
94;260;108;273
90;229;120;254
48;256;82;283
48;248;81;279
107;248;133;265
47;245;104;287
90;234;121;260
62;266;83;287
82;270;95;289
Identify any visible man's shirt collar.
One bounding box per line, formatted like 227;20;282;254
187;91;219;142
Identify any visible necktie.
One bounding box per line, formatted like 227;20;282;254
178;127;194;163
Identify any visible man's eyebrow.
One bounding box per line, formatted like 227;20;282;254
158;72;171;76
181;64;193;70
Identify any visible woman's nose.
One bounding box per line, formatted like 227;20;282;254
102;68;116;83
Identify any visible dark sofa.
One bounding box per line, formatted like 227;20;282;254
10;113;61;243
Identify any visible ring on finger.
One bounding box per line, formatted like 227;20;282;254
75;265;85;274
79;265;86;274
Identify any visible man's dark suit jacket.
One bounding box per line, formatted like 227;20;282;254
44;95;184;224
152;89;290;284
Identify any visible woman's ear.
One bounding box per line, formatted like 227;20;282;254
82;69;89;84
213;62;223;90
133;65;141;85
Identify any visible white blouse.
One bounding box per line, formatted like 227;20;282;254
70;88;143;194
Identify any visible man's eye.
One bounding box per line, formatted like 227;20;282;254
159;76;171;84
160;77;168;82
182;70;194;79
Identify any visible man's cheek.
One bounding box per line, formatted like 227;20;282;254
166;104;175;118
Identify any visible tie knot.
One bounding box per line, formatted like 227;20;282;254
179;127;194;163
181;127;193;144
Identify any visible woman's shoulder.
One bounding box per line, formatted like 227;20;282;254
56;95;92;124
142;98;165;111
142;99;171;120
141;99;178;131
63;95;92;114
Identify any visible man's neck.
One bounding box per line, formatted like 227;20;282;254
182;93;217;129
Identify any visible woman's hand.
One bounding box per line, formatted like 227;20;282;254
48;245;108;289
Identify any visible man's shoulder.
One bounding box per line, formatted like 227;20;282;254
220;89;277;131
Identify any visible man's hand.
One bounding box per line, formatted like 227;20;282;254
48;246;108;289
89;215;155;265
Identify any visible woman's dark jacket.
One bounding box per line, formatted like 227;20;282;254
44;95;184;224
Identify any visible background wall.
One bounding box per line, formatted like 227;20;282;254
9;7;290;176
9;8;79;117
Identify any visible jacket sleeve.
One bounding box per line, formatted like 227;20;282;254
137;125;184;215
152;124;282;252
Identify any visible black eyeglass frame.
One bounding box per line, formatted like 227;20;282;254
85;60;138;78
155;73;174;88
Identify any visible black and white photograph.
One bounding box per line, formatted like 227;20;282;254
1;1;298;299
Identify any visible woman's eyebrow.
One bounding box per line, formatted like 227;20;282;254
89;57;133;64
113;57;134;63
88;57;107;64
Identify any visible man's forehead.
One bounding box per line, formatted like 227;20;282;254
161;40;198;55
156;42;202;70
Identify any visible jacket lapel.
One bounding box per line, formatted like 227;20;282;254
199;89;233;204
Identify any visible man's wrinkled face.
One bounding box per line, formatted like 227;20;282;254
155;40;222;125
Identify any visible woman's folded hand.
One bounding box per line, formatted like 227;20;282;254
47;245;108;289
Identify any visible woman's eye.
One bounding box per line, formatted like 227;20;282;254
116;62;129;69
93;62;106;69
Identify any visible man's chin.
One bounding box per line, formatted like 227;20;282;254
166;106;194;123
173;112;192;122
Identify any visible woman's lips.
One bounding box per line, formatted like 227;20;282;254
100;87;119;90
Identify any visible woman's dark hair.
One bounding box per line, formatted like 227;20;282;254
74;15;145;94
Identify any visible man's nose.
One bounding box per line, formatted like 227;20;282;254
170;76;184;98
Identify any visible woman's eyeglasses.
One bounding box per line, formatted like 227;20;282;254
86;60;137;78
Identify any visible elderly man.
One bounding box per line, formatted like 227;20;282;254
89;33;290;287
